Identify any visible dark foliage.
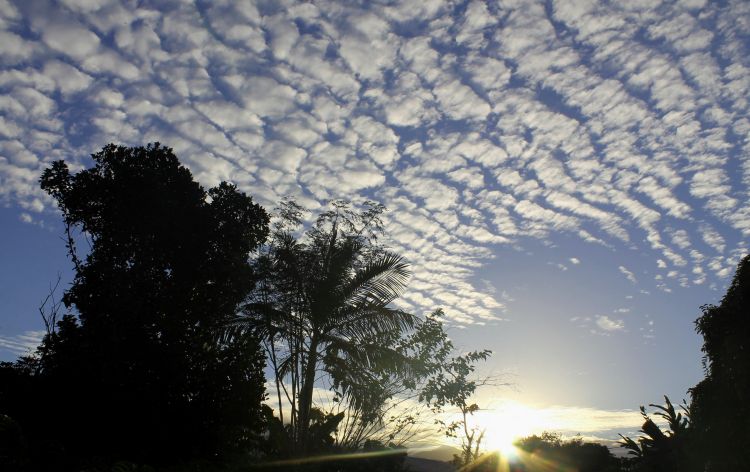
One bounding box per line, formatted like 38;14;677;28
1;143;270;470
235;200;418;454
513;433;621;472
618;396;696;472
255;406;407;472
235;199;495;466
689;254;750;471
619;254;750;472
455;433;621;472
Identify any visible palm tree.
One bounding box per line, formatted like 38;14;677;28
235;200;417;454
618;396;695;471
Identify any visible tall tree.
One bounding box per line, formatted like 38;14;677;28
236;200;416;455
33;143;269;465
690;254;750;471
234;200;497;466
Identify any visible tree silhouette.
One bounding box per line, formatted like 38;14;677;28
618;396;695;471
233;200;495;465
513;432;621;472
689;254;750;471
419;344;492;467
4;143;271;467
234;199;417;455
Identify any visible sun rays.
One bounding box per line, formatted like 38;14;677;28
480;401;548;453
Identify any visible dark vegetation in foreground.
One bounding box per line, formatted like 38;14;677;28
0;144;747;472
456;433;621;472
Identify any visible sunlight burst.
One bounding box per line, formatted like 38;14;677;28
480;401;548;456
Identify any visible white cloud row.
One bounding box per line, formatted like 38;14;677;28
0;329;44;356
0;0;748;324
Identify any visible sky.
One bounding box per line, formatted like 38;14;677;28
1;0;749;447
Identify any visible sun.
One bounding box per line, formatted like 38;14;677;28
486;425;518;456
480;401;546;456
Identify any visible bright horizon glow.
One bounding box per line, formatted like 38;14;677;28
481;401;546;454
437;400;552;455
457;398;648;454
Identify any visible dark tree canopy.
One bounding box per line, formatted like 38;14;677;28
690;254;750;471
3;143;270;468
618;396;696;472
237;200;493;468
239;200;417;454
513;433;621;472
461;433;622;472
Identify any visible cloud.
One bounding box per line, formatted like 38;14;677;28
0;30;38;63
433;78;491;121
700;224;726;254
596;315;625;332
571;313;626;335
0;0;748;326
0;330;44;356
38;20;101;60
619;266;638;284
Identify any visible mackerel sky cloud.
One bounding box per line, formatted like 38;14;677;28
1;0;749;440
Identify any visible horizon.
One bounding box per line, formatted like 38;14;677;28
1;0;749;459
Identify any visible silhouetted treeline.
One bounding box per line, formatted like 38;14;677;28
514;433;622;472
620;254;750;471
690;254;750;470
0;144;440;471
458;433;623;472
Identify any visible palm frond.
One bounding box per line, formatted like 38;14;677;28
323;334;417;380
321;335;417;423
326;305;417;341
339;252;410;307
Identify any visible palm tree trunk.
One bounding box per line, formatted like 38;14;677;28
298;334;319;453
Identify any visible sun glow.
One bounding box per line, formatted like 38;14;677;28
480;401;549;455
487;427;518;457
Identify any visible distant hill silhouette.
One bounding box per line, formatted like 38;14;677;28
405;456;456;472
409;444;461;462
